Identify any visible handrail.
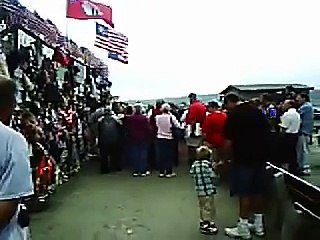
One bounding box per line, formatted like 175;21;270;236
294;202;320;221
266;162;320;192
288;184;320;203
267;162;320;221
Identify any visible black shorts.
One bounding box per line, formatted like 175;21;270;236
230;163;270;197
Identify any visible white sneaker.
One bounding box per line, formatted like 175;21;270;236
132;173;139;177
248;223;265;237
165;173;177;178
225;222;251;239
303;168;311;174
146;171;151;176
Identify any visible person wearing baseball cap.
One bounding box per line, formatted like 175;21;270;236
185;93;207;167
202;100;227;162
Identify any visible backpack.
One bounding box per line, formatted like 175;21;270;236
98;114;120;144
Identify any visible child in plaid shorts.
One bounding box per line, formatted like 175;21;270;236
190;145;218;235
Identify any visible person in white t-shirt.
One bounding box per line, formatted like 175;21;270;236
0;77;33;240
279;99;301;174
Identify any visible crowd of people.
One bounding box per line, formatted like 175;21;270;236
190;91;314;238
0;41;108;239
0;57;315;240
87;90;314;239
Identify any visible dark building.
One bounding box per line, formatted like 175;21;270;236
220;84;314;102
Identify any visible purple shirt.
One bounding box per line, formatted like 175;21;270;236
125;113;151;142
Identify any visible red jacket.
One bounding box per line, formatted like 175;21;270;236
186;100;206;126
202;111;227;148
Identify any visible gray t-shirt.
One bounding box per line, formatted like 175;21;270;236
0;122;33;240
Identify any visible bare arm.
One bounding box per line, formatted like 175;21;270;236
0;201;18;226
222;113;234;163
171;114;183;128
222;139;233;162
0;133;33;226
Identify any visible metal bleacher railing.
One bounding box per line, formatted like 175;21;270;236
266;162;320;240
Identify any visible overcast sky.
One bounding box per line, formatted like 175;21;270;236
20;0;320;100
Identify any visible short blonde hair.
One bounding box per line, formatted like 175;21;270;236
196;145;212;160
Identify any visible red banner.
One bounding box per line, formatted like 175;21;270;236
66;0;113;27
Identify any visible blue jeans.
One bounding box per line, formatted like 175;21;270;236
129;142;148;173
296;134;309;170
155;138;175;174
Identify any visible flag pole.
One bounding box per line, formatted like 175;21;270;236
65;0;69;39
65;0;74;111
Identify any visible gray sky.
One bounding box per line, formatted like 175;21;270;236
20;0;320;100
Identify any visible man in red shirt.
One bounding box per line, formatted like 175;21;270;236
185;93;207;166
202;101;227;162
186;93;207;127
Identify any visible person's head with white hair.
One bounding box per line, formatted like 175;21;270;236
161;103;171;114
133;102;143;114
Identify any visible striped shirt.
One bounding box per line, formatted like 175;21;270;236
190;159;216;196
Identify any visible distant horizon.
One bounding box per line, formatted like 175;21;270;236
124;85;320;102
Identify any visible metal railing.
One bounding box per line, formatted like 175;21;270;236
266;162;320;220
264;163;320;239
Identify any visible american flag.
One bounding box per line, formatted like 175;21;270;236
57;35;69;47
108;52;128;64
94;22;128;63
1;0;21;13
24;11;57;43
2;0;24;25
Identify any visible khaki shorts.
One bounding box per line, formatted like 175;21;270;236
186;136;202;147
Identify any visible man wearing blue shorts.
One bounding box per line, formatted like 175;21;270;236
223;93;271;239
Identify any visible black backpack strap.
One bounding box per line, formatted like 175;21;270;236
97;115;105;142
169;115;173;126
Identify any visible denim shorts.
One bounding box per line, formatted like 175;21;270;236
230;163;270;197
